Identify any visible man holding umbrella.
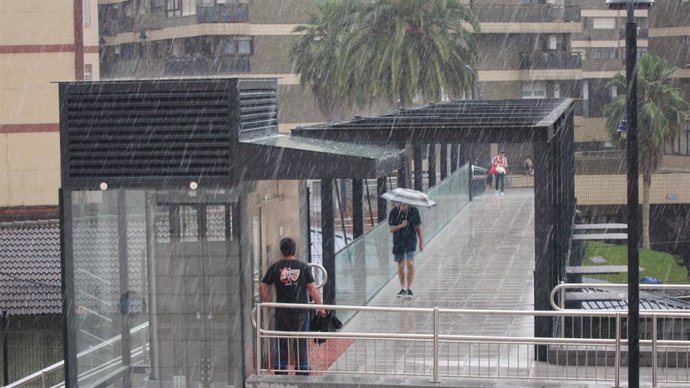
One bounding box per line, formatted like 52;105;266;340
389;201;424;298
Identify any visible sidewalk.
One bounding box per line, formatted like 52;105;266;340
344;187;535;328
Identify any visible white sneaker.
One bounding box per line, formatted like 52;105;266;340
495;190;499;196
500;192;505;196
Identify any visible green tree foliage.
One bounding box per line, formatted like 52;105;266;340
291;0;480;118
604;54;689;248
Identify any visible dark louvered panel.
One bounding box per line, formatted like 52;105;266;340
238;79;278;140
61;79;237;187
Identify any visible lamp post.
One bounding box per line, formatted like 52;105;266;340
605;1;653;387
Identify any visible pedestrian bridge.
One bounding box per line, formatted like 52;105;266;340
10;171;690;388
248;186;690;388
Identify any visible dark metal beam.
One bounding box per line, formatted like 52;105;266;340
440;144;448;180
625;4;641;385
414;145;423;191
117;190;132;388
321;179;336;305
377;177;387;222
352;179;364;238
428;145;436;188
2;310;7;386
451;145;459;173
533;140;552;362
60;189;78;387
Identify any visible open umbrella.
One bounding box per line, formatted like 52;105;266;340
381;188;437;208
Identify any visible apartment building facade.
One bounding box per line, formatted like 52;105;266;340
3;0;688;219
0;0;99;218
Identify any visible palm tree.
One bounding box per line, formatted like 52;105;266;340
604;54;689;249
337;0;479;107
291;0;362;120
291;0;480;113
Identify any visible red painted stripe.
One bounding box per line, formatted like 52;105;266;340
0;206;59;221
0;124;59;133
0;45;75;54
74;0;84;80
85;45;100;54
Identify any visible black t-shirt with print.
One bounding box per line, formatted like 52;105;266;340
388;206;421;255
262;258;314;319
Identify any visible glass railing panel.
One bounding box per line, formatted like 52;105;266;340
335;164;472;322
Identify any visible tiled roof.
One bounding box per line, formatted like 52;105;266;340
72;215;146;315
0;220;61;315
0;216;150;316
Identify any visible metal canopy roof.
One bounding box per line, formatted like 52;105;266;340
58;77;404;189
235;135;405;180
292;98;573;145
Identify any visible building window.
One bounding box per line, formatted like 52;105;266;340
220;38;253;56
522;81;546;99
167;0;195;17
238;39;252;55
84;64;93;81
592;17;616;29
592;48;616;60
83;0;90;27
167;0;182;17
572;48;586;61
172;40;185;57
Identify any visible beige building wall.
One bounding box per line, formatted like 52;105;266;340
576;174;690;205
0;0;85;208
575;117;610;143
0;133;61;207
0;0;74;45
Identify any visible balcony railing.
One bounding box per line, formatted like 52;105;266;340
197;4;248;23
164;56;250;76
518;51;582;70
470;4;581;23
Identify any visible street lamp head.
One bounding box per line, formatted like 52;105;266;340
605;0;653;10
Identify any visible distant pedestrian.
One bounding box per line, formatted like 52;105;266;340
492;150;508;195
389;202;424;298
524;157;534;176
260;237;326;375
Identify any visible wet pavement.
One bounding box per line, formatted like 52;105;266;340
249;188;617;386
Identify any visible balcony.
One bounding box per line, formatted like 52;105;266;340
197;4;249;23
470;4;581;23
518;51;582;70
164;56;250;76
101;16;134;36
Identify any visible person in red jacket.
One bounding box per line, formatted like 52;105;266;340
491;150;508;195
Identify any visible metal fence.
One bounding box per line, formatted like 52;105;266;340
255;302;690;387
5;322;149;388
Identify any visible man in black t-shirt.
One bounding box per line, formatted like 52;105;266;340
260;237;326;375
389;203;424;299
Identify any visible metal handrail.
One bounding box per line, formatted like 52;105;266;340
550;282;690;311
5;322;149;388
307;262;328;289
255;301;690;386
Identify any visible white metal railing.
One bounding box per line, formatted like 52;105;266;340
5;322;149;388
550;282;690;312
254;302;690;387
